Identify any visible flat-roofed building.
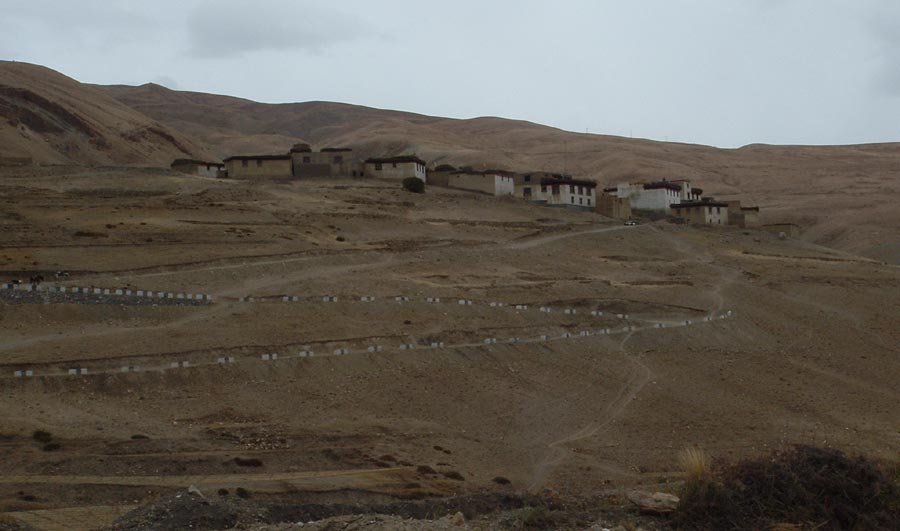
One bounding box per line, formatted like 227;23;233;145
447;169;515;196
513;171;565;200
536;177;597;210
726;200;761;228
597;189;632;220
613;179;702;213
762;223;801;238
290;144;363;178
223;155;293;178
364;155;427;181
671;199;729;225
170;158;224;178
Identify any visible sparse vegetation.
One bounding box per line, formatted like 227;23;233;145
678;446;711;482
516;505;551;528
73;230;108;238
493;476;511;485
32;430;52;443
131;434;149;440
217;488;229;496
235;487;251;499
42;442;61;452
442;470;465;481
674;445;900;530
416;465;437;475
402;177;425;194
233;457;263;467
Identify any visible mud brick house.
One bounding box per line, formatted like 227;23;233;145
224;155;293;178
671;199;729;225
597;189;632;220
726;200;761;228
364;155;427;181
170;158;224;178
513;171;566;200
446;169;515;196
289;143;363;178
762;223;801;238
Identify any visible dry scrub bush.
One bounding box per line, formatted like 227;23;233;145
673;445;900;531
678;446;711;482
402;177;425;194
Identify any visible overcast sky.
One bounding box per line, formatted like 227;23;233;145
2;0;898;147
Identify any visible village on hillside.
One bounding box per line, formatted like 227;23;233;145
171;142;790;233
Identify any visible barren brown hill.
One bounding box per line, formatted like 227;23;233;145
101;83;900;264
0;62;211;166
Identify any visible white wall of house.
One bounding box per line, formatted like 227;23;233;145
616;183;681;212
492;173;515;196
542;181;596;208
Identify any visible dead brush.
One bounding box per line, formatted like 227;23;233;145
677;446;711;481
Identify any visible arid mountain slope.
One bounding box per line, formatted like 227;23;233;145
0;62;211;166
102;82;900;263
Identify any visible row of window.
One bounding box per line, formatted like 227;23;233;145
521;187;593;206
372;163;426;172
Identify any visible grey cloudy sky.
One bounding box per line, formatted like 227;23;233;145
2;0;898;147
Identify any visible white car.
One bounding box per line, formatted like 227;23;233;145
624;220;638;226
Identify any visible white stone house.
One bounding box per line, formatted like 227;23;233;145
613;179;702;213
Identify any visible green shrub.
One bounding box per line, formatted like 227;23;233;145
402;177;425;194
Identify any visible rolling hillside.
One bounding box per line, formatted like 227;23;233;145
0;61;211;166
101;82;900;264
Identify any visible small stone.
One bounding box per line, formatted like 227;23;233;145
626;490;679;514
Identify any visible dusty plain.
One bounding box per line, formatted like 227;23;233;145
0;167;898;529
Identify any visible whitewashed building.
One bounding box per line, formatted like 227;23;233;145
612;179;702;213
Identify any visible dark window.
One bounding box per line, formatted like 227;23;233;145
524;175;531;182
303;156;311;163
375;163;383;171
242;160;248;167
541;185;547;193
256;160;263;167
333;156;343;163
571;197;575;204
579;198;583;205
523;187;532;197
392;163;397;168
587;198;591;206
552;185;560;195
570;185;575;193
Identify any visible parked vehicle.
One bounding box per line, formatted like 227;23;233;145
624;220;638;226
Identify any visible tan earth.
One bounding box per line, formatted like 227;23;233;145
0;165;897;529
0;61;898;530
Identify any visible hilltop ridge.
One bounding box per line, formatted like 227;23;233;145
0;61;211;166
